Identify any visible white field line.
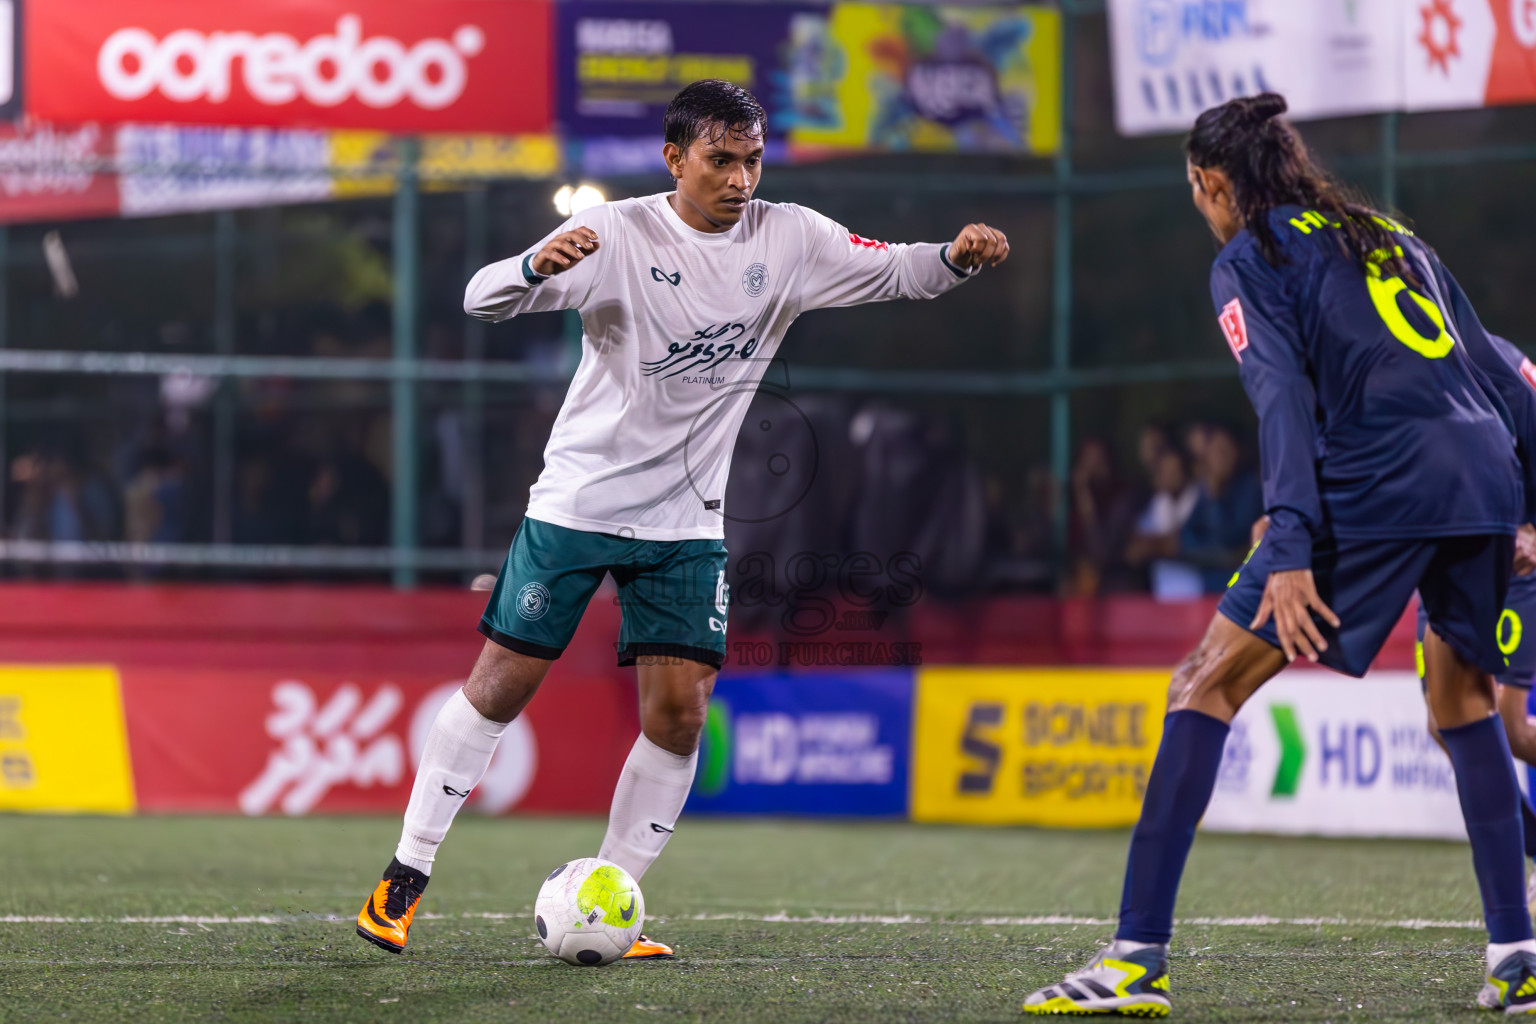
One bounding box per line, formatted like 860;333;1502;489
0;912;1487;930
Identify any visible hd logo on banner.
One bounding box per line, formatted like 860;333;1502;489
911;668;1167;826
689;671;912;816
1202;670;1467;840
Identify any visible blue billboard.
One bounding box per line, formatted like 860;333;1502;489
688;670;913;817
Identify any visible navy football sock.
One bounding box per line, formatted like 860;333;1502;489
1522;793;1536;860
1441;715;1534;944
1116;709;1231;945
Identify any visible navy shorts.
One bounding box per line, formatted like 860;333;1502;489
1219;532;1513;678
1416;573;1536;688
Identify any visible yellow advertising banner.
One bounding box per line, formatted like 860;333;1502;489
0;666;136;814
912;668;1168;826
331;132;562;198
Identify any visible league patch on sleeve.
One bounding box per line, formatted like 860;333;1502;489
1218;298;1249;363
848;232;889;252
1520;357;1536;394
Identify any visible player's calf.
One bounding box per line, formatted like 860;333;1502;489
1022;941;1171;1017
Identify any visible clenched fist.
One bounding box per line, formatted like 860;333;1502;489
947;223;1010;270
532;227;601;276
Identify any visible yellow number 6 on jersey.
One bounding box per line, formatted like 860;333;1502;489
1366;246;1454;359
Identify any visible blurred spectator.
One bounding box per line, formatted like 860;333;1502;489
10;449;117;545
1182;421;1212;479
1178;425;1264;592
1137;424;1172;486
1066;437;1139;595
124;446;188;545
1124;447;1198;568
308;453;389;547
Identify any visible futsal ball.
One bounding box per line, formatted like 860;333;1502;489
534;858;645;966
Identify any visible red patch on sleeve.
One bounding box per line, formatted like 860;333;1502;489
1520;357;1536;394
848;232;889;252
1218;298;1249;363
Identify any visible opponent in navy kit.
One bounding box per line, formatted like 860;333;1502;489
1025;93;1536;1017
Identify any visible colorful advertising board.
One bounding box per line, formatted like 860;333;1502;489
1202;670;1468;840
0;666;136;814
911;668;1167;827
26;0;553;134
689;670;913;817
789;4;1061;155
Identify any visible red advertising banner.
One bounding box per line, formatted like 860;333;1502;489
26;0;553;133
0;122;120;222
121;668;638;815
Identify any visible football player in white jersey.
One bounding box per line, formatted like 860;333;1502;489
357;79;1008;958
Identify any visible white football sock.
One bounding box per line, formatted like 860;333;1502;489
1488;938;1536;971
598;734;698;881
395;689;508;874
1106;939;1165;956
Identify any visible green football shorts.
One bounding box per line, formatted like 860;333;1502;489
479;517;730;669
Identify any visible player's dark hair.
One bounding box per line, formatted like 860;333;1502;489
663;80;766;152
1186;93;1412;281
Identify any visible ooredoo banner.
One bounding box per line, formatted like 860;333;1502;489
910;668;1168;826
120;669;637;815
688;670;913;817
26;0;553;133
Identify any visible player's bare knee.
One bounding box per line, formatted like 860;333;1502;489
641;701;707;756
463;641;549;722
1164;646;1215;713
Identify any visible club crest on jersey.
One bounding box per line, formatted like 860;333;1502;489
849;232;889;252
742;262;768;297
1218;298;1249;363
516;582;551;620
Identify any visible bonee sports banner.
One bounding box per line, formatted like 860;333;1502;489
26;0;553;133
910;668;1168;827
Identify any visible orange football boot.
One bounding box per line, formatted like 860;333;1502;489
622;934;675;959
356;858;429;954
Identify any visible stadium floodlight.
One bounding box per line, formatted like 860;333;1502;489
553;183;605;217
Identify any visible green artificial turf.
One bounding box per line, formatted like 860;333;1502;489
0;815;1500;1022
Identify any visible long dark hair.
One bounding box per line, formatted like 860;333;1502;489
1186;93;1411;280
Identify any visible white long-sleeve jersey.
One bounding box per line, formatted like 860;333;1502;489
464;191;977;541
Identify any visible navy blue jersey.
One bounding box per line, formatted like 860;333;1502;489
1210;205;1536;571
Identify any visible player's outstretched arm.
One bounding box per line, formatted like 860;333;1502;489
464;217;606;323
792;206;1006;311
